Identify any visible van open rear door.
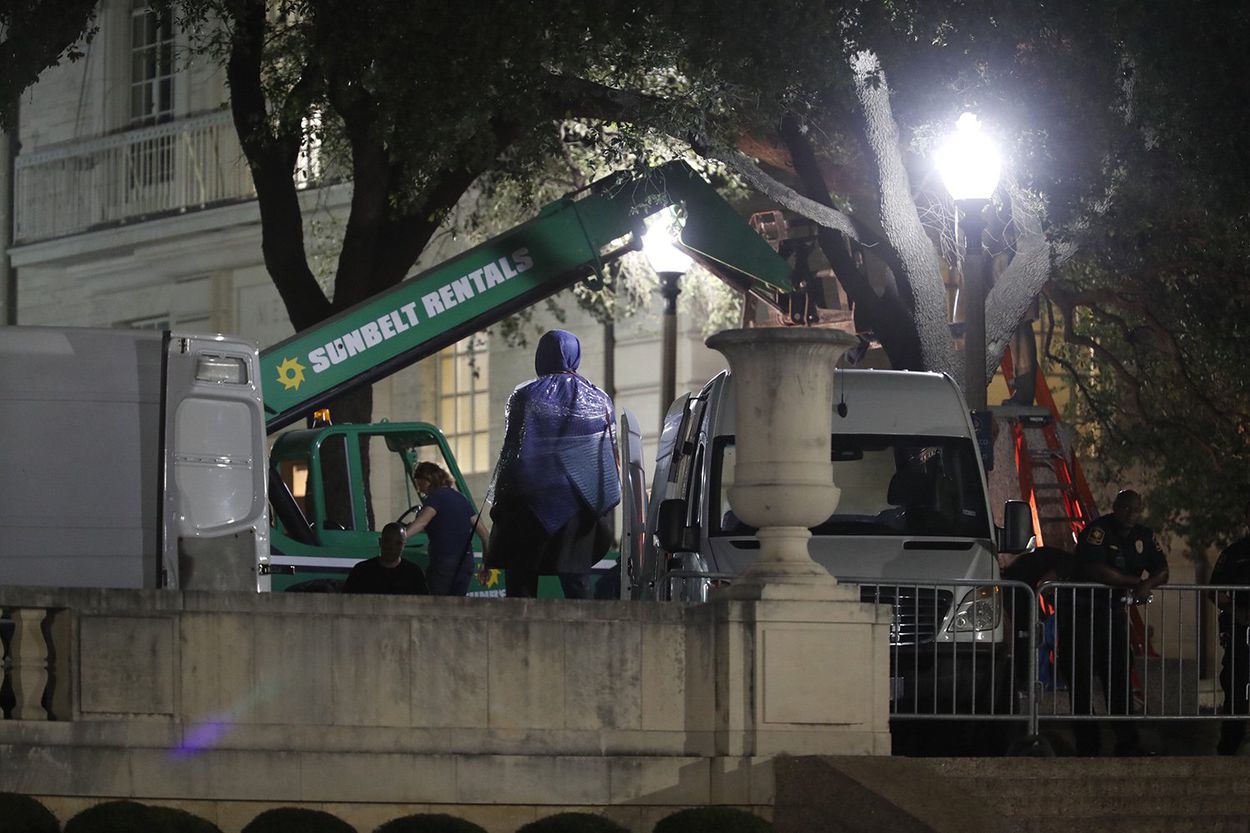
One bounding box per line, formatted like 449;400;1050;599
619;410;648;599
162;334;269;591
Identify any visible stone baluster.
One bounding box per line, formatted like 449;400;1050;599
9;608;51;721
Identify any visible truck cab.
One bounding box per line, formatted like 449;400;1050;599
267;421;500;594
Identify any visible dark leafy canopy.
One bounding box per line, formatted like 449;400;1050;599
1048;208;1250;553
992;2;1250;549
171;0;868;326
1032;1;1250;548
847;1;1250;547
0;0;99;131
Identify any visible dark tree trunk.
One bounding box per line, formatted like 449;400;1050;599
780;116;925;370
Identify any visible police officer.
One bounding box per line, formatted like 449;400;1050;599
1058;489;1169;755
1210;499;1250;755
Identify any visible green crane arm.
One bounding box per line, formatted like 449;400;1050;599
260;160;792;432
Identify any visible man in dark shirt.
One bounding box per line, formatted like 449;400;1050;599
1058;489;1168;755
1210;499;1250;755
342;523;430;596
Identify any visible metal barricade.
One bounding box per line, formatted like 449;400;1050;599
655;571;1250;740
846;578;1038;726
1036;582;1243;724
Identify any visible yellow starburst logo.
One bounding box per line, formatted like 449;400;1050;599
275;357;306;391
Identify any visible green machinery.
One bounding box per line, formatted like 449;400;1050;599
260;161;793;592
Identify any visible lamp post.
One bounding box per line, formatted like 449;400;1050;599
643;219;693;424
938;112;1001;412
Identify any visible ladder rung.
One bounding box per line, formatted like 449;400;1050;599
1033;483;1073;492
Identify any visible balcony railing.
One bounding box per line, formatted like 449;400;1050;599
12;110;323;245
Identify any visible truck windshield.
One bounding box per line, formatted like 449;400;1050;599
711;434;991;538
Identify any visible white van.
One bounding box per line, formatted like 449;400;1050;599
627;367;1033;713
0;327;269;591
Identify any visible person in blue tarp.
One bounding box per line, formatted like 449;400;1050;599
403;461;490;596
486;329;620;599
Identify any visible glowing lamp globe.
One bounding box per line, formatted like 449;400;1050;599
937;113;1001;202
642;215;694;275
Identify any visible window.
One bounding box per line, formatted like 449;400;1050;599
120;314;210;332
438;334;490;474
128;1;175;187
129;1;175;127
711;434;991;538
125;315;171;331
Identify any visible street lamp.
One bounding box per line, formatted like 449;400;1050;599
937;112;1001;412
642;214;693;424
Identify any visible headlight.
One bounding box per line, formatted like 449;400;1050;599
949;585;1001;633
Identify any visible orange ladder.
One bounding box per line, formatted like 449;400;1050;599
999;351;1160;698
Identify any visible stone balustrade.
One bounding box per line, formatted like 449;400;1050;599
0;585;889;832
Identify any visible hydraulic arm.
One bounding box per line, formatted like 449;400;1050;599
260;161;793;432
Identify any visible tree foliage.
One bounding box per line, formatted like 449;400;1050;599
0;0;98;130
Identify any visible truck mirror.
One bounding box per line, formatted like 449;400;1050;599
657;499;689;552
1001;500;1034;553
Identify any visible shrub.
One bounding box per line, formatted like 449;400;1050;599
652;807;772;833
243;808;356;833
0;793;60;833
374;814;487;833
516;813;629;833
64;801;221;833
147;807;222;833
64;801;150;833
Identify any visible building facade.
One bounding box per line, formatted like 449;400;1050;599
4;0;730;503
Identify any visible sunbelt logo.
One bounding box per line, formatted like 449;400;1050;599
275;356;307;391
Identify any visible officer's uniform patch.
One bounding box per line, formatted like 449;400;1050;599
1088;527;1105;545
1136;539;1144;553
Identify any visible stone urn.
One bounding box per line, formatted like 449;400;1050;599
706;327;858;597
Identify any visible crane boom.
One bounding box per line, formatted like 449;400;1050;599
260;160;792;432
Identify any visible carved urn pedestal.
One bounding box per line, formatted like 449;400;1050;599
704;327;891;756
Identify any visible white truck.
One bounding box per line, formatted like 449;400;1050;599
625;366;1034;714
0;327;270;590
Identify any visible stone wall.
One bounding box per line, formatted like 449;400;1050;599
0;585;890;832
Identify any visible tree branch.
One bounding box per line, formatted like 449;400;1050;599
984;230;1074;378
779;114;924;369
1047;285;1223;465
539;73;893;255
1047;281;1243;428
849;50;954;375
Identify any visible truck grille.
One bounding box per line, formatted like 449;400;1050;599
860;585;954;645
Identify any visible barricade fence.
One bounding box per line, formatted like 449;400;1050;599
846;578;1038;724
1036;582;1241;723
839;579;1246;734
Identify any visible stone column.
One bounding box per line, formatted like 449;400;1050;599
9;608;51;720
704;327;891;758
